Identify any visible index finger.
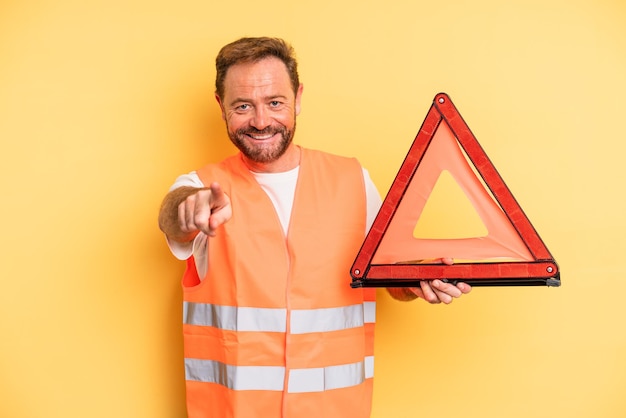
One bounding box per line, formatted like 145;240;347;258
208;182;228;208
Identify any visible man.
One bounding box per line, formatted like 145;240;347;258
158;37;471;418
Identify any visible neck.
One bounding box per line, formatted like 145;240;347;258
242;144;301;173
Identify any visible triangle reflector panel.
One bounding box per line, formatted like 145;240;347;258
350;93;560;288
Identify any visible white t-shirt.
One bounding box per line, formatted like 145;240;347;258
167;167;382;278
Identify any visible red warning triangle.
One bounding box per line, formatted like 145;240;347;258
350;93;560;287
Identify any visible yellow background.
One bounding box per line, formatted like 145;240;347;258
1;0;624;417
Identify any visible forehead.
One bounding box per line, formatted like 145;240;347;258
222;57;293;100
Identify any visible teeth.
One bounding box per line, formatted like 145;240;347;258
250;134;274;140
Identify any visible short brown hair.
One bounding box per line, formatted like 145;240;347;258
215;37;300;99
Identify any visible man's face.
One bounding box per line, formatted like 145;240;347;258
217;57;303;168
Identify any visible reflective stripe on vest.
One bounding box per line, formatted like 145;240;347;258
290;301;376;334
183;301;287;332
185;356;375;392
183;301;375;333
185;359;285;391
287;356;375;393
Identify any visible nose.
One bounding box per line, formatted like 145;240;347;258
251;106;270;130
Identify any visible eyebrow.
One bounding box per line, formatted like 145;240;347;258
228;95;289;107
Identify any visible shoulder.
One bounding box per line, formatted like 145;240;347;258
301;147;362;171
196;154;243;184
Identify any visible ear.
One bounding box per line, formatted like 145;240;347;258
215;94;226;120
295;83;304;116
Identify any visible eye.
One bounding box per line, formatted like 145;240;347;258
269;100;281;108
236;103;251;111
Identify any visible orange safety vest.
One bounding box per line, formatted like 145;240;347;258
181;148;376;418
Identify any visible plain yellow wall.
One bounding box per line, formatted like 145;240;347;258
1;0;625;417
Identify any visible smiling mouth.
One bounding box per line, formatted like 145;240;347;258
240;126;284;141
247;132;276;140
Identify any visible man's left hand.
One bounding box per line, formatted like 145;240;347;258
407;280;472;304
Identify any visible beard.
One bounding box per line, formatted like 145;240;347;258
228;121;296;164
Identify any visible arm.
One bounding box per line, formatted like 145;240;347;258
158;182;232;243
387;287;421;302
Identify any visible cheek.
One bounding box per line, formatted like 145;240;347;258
273;112;295;127
226;114;248;131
